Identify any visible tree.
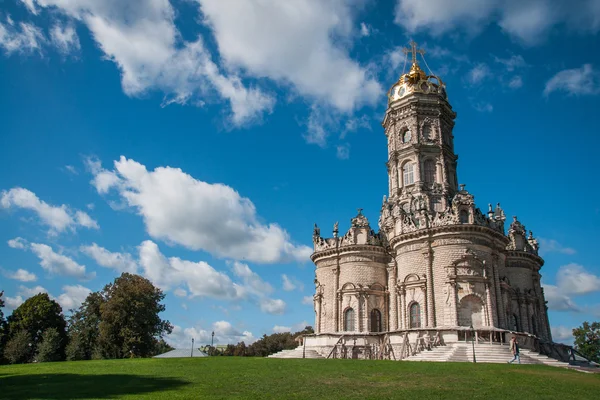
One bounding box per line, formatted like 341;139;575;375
573;321;600;363
37;328;64;362
96;273;173;359
7;293;67;361
66;292;103;360
4;330;32;364
0;291;7;362
152;338;174;356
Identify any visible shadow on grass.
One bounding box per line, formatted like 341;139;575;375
0;373;189;399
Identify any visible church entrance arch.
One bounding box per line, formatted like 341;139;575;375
458;295;485;327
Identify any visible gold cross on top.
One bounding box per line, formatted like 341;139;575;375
403;40;425;64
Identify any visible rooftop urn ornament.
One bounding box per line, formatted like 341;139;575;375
333;221;339;238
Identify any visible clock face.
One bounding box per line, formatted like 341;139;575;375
399;86;406;97
403;130;412;143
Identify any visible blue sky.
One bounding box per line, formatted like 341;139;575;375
1;0;599;347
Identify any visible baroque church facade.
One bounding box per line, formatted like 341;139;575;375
306;43;552;357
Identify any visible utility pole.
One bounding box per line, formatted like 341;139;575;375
191;338;194;357
211;331;215;355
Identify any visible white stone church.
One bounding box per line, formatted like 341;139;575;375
302;42;554;360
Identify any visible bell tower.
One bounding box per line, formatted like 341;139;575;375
382;41;458;214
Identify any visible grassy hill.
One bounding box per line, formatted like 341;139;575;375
1;358;598;399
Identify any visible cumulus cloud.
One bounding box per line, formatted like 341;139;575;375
89;156;311;264
232;261;273;297
273;325;291;333
543;263;600;312
282;274;304;292
197;0;381;113
80;243;138;273
1;187;99;234
544;64;600;97
139;240;238;300
302;295;313;306
4;284;48;311
467;63;491;85
56;284;92;310
25;0;273;125
12;241;94;280
167;320;255;348
259;298;286;315
543;284;579;312
2;268;37;282
7;237;27;249
394;0;600;45
336;144;351;160
551;325;574;345
556;263;600;296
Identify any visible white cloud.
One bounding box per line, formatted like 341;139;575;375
232;261;273;297
197;0;382;113
139;240;238;300
29;0;273;125
538;238;576;255
50;22;80;54
473;102;493;112
360;22;371;37
29;242;94;280
467;63;491;85
544;64;600;97
2;268;37;282
273;325;291;333
282;274;304;292
259;298;286;315
167;320;256;348
90;156;311;264
302;295;313;305
173;288;187;298
394;0;600;44
1;187;99;234
20;0;38;15
4;284;48;311
551;325;574;345
508;76;523;89
8;237;28;249
80;243;138;273
5;295;25;310
336;144;351;160
494;54;528;72
16;285;49;301
0;21;45;55
543;284;579;312
56;284;91;310
282;274;297;291
64;165;78;175
556;263;600;296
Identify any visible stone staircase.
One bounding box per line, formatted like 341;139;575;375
406;343;570;367
267;346;325;359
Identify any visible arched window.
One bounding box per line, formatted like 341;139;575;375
511;314;519;331
370;309;382;332
459;210;469;224
422;124;431;140
409;303;421;328
424;159;436;184
403;163;415;186
344;308;355;332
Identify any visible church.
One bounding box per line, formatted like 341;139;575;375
305;42;552;360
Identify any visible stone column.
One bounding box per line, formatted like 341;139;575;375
334;264;340;332
399;286;406;329
422;246;435;327
484;282;494;327
316;295;322;333
524;298;532;334
492;254;505;328
450;281;458;326
387;263;398;330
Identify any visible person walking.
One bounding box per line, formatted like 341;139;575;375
508;336;521;364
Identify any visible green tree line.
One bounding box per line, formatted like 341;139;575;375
0;273;173;364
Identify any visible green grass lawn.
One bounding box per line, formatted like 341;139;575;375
1;358;599;399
